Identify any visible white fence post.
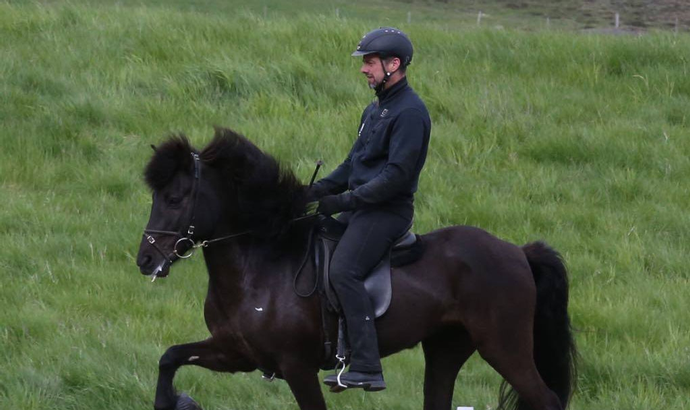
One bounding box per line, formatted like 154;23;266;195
477;11;482;26
407;11;411;24
336;8;339;18
615;12;620;28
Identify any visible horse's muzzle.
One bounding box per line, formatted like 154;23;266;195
137;248;174;278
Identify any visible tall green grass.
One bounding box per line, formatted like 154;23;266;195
1;2;689;409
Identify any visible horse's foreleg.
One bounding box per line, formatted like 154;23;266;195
421;328;476;410
154;338;249;410
281;364;328;410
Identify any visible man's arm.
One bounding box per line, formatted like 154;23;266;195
308;107;372;201
328;108;428;210
308;143;358;199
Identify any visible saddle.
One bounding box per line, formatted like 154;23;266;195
261;216;425;380
315;216;424;318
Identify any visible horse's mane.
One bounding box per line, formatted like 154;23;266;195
144;135;196;191
144;127;308;239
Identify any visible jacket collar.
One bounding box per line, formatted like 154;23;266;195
376;77;408;103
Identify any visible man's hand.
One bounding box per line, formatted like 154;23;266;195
317;195;345;216
305;185;323;203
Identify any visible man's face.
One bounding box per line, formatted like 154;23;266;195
360;54;386;90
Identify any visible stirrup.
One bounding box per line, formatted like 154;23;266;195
335;354;347;389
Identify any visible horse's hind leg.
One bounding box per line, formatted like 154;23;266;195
422;328;476;410
154;338;250;410
475;322;562;410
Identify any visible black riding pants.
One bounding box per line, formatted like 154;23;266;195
331;206;413;373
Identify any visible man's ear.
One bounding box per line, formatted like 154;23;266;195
386;57;401;73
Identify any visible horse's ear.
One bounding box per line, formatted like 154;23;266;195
150;144;157;152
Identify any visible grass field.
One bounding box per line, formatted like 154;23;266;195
1;1;690;409
6;0;690;31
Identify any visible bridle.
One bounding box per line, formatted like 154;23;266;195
142;152;250;280
141;152;320;282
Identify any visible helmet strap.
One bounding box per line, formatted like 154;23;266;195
375;58;396;94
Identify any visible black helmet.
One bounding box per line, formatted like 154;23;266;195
352;27;413;67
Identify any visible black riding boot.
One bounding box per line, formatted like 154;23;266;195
324;370;386;391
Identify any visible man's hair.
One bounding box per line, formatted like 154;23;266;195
383;56;407;74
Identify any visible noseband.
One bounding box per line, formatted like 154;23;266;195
142;152;250;280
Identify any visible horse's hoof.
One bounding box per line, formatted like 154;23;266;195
175;393;202;410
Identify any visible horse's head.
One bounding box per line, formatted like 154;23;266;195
136;127;309;279
136;135;222;279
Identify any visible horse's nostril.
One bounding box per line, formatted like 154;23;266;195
140;254;152;267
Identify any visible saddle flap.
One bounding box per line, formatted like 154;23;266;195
364;254;392;318
320;236;392;319
317;216;420;320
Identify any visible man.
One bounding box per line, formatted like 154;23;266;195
309;27;431;391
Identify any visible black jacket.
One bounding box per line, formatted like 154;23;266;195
313;78;431;212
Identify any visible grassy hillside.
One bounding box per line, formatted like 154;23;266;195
1;1;689;410
6;0;690;31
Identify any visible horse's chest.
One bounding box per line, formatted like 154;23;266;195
203;284;318;369
203;295;276;339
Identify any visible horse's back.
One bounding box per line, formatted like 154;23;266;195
424;225;532;277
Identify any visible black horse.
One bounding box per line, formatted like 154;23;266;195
136;127;577;410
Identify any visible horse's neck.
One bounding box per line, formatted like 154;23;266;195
200;230;311;301
201;240;258;289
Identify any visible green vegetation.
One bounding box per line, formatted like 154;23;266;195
1;1;689;409
6;0;690;31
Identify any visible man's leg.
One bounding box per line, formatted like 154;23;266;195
326;208;412;387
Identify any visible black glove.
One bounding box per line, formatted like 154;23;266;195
305;187;323;203
317;195;346;216
305;181;330;202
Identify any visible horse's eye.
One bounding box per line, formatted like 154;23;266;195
167;196;183;206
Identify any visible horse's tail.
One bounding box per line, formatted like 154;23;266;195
499;241;578;410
